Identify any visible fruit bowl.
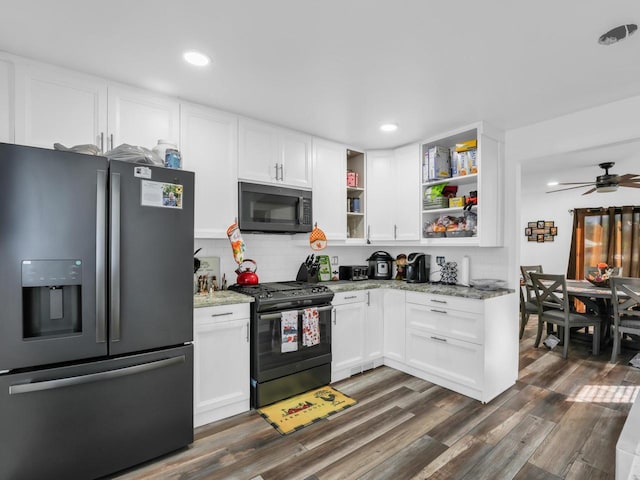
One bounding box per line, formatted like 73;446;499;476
585;266;620;288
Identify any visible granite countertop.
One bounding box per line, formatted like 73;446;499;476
194;290;254;308
194;279;513;307
326;280;514;300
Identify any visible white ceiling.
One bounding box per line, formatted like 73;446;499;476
1;0;640;154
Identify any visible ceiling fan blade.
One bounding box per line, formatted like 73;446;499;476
555;181;596;186
619;182;640;188
617;173;639;181
546;184;596;193
581;187;597;195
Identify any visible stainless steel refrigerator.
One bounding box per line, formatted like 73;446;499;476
0;143;195;479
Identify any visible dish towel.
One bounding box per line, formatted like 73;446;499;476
281;310;298;353
302;307;320;347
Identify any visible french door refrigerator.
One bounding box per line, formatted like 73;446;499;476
0;142;195;480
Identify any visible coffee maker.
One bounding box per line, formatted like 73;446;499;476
405;253;431;283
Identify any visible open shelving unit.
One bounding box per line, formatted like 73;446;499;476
346;149;365;240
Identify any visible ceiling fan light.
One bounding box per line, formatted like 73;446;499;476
596;184;618;193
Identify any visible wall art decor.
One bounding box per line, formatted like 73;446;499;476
525;220;557;242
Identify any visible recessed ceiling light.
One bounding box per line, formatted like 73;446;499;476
183;51;211;67
380;123;398;132
598;24;637;45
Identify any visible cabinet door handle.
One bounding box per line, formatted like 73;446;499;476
367;225;371;244
210;312;233;317
431;299;447;304
367;291;370;306
279;163;284;181
430;336;447;343
332;307;336;325
274;163;279;180
394;224;397;239
344;295;357;300
431;309;447;314
100;132;104;153
109;133;114;151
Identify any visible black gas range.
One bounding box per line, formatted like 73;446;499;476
229;281;334;407
229;281;334;312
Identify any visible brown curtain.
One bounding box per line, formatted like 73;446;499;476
568;206;640;279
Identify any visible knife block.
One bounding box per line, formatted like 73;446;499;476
296;263;318;283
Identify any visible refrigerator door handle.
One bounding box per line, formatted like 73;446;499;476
8;355;186;395
110;172;121;342
96;170;107;343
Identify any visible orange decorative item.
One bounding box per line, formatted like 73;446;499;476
226;221;245;264
309;223;327;251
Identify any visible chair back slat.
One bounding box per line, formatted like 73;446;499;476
529;273;569;313
521;265;543;302
611;277;640;321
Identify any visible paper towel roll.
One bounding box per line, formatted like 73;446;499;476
460;255;470;286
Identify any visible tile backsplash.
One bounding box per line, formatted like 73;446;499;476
195;234;510;287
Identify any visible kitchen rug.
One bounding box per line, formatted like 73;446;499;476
257;386;356;435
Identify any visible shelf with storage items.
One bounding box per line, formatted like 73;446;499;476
346;149;366;241
420;122;503;247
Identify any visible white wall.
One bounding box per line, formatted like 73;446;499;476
508;96;640;277
519;157;639;275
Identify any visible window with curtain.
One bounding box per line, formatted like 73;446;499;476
567;206;640;279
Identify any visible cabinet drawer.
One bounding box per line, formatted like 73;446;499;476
406;291;480;313
194;303;250;325
406;329;483;390
332;290;367;306
406;301;483;344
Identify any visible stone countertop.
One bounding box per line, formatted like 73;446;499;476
194;290;254;308
327;280;513;300
194;279;513;307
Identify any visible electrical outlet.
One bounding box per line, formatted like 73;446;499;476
331;256;339;265
436;256;445;266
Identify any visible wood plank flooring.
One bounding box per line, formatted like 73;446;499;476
111;320;640;480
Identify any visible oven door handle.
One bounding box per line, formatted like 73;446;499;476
258;305;333;321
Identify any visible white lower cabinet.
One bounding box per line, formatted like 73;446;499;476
193;303;250;427
404;291;517;403
331;291;367;382
364;290;384;369
331;289;387;382
383;289;406;365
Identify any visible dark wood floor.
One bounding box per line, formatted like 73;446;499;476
113;320;640;480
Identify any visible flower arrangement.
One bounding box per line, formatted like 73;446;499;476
586;262;618;287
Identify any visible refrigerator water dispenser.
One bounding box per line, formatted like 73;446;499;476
22;260;82;338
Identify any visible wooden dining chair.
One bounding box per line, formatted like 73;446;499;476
529;272;601;359
610;276;640;363
519;265;542;338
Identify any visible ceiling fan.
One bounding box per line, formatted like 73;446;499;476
546;162;640;194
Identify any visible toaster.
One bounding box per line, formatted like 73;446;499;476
339;265;369;281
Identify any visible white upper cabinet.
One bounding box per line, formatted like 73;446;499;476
238;118;312;188
0;58;13;143
366;150;395;242
393;143;421;241
14;61;179;153
107;84;180;152
14;62;107;149
180;102;238;238
366;144;420;243
312;138;347;240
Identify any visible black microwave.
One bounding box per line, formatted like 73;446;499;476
238;182;313;233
